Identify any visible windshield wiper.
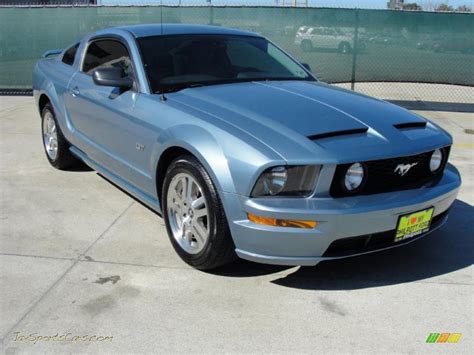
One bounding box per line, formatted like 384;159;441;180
156;83;205;94
246;76;311;82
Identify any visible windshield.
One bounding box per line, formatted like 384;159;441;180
137;34;314;93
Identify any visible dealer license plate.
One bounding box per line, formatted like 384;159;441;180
395;207;434;242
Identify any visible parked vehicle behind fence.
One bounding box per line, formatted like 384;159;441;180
295;26;361;53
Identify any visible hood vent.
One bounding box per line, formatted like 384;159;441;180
308;128;368;141
394;122;427;130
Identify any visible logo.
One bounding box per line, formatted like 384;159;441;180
426;333;462;343
394;162;418;176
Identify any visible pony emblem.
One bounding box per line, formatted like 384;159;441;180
394;162;418;176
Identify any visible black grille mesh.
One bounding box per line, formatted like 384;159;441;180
322;209;449;258
330;146;450;197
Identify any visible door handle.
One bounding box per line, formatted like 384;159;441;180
70;87;80;97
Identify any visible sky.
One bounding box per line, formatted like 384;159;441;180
100;0;474;9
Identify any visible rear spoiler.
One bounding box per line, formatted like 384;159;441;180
42;49;63;58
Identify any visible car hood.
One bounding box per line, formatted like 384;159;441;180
169;80;451;163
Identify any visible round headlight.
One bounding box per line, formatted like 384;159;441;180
263;166;288;195
430;149;443;172
344;163;365;191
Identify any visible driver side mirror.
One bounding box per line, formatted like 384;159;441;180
92;67;133;90
301;62;312;72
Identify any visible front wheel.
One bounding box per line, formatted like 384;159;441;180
162;155;236;270
301;40;313;52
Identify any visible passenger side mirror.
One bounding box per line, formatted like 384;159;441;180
92;67;133;90
301;62;312;72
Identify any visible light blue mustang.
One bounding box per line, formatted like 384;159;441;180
33;24;461;270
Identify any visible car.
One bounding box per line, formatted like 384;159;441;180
432;37;474;54
33;24;461;270
415;34;443;50
295;26;358;53
368;33;409;46
295;26;366;54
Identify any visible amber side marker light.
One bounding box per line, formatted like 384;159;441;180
247;213;317;229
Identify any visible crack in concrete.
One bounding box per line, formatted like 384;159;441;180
0;251;190;270
0;201;135;344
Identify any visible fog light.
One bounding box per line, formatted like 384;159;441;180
344;163;365;191
247;213;317;229
430;149;443;172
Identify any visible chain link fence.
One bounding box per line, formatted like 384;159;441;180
0;4;473;102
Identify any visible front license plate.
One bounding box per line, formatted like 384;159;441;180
395;207;434;242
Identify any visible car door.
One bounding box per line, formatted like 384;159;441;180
49;43;80;132
322;28;339;48
310;28;328;49
65;37;157;196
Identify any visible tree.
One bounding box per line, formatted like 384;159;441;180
435;3;454;11
457;5;472;12
403;3;423;10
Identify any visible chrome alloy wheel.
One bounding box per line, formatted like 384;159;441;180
42;111;58;160
166;172;209;254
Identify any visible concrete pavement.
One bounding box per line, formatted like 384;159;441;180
0;96;472;354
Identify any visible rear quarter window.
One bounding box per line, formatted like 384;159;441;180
62;43;79;66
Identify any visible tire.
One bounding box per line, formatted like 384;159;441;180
41;103;77;169
301;40;313;52
162;155;236;270
338;42;351;54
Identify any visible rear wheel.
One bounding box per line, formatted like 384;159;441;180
162;155;236;270
41;103;77;169
338;42;352;54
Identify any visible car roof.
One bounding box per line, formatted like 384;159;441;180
115;24;261;38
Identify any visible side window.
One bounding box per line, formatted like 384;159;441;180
82;39;133;76
62;43;79;66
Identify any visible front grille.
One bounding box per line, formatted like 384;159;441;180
330;146;450;197
322;209;449;258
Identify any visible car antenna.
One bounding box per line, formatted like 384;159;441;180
160;0;163;36
159;0;167;102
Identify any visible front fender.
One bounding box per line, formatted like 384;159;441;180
154;124;233;194
152;124;284;196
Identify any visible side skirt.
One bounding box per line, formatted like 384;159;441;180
69;146;162;214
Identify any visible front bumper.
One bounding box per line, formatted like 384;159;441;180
221;164;461;266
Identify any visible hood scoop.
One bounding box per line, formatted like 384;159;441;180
394;122;427;130
308;128;368;141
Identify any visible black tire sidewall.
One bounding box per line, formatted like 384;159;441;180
41;104;59;166
162;156;227;267
339;42;351;53
41;103;74;169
